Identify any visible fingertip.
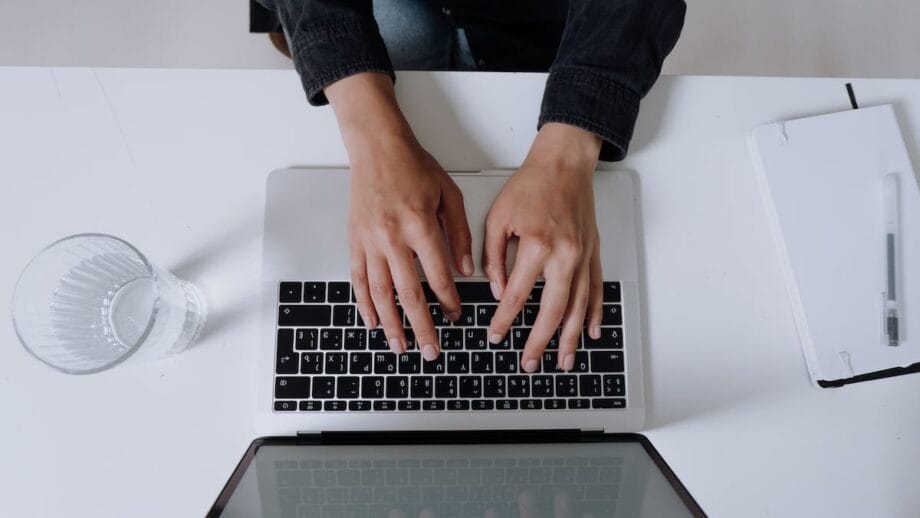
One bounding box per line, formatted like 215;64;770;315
461;254;474;276
590;325;601;340
489;280;503;301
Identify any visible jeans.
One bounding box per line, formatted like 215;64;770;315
373;0;477;71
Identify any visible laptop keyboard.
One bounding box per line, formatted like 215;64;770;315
274;281;626;412
273;455;623;517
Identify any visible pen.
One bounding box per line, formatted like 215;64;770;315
883;173;901;347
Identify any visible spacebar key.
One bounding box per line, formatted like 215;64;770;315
455;282;496;303
279;305;331;326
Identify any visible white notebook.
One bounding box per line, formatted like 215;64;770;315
749;104;920;387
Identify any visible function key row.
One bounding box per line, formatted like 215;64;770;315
274;398;626;412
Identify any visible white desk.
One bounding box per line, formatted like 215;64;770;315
1;68;918;517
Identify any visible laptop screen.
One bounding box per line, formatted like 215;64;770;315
216;440;697;517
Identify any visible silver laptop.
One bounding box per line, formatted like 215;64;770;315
257;168;645;433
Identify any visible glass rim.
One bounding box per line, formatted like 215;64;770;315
10;233;160;375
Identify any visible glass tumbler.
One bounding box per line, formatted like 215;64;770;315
11;234;206;374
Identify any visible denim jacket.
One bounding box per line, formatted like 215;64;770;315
257;0;686;162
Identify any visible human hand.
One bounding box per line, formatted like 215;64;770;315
326;73;473;361
483;123;604;373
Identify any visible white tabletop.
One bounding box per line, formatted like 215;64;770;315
1;67;918;517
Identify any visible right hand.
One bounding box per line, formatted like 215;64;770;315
326;73;473;361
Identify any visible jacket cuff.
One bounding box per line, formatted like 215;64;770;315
289;16;395;106
538;67;640;162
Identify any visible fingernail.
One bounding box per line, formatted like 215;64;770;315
562;354;575;371
422;344;439;361
388;338;403;354
591;325;601;340
489;281;502;301
524;359;539;373
447;311;461;321
489;333;503;344
461;255;474;276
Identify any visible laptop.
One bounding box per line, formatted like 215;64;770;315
208;168;704;516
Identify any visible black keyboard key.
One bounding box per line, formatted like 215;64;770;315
362;377;385;398
496;399;518;410
464;329;488;350
303;282;326;303
423;400;445;411
447;400;470;410
527;283;544;303
568;398;590;409
590;351;624;372
476;305;497;326
422;356;445;374
279;282;302;303
542;352;561;373
312;377;335;398
295;328;319;350
545;332;560;350
328;282;351;303
277;328;294;352
603;375;626;396
399;400;421;411
411;376;434;398
523;305;539;326
336;376;360;398
602;304;622;325
484;376;506;397
580;375;602;397
436;376;458;398
386;376;410;398
300;352;322;374
320;329;343;350
333;305;357;326
555;375;578;397
276;334;298;374
603;282;622;302
459;376;482;397
299;401;321;411
456;305;476;326
584;327;623;349
456;282;496;302
508;376;530;397
429;305;451;326
374;353;398;374
348;353;373;374
592;398;626;409
495;352;518;373
368;329;389;350
274;400;296;411
349;400;372;411
511;328;530;350
521;399;543;410
545;398;566;409
325;352;347;374
532;376;554;397
447;352;470;374
471;352;493;373
472;400;494;410
440;329;464;350
419;282;438;303
489;333;511;350
403;328;416;350
275;377;311;399
344;329;368;351
324;400;347;411
573;351;590;372
374;400;397;411
399;353;422;374
279;305;331;326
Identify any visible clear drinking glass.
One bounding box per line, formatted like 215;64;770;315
11;234;206;374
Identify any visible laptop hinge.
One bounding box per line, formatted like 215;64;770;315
296;429;604;445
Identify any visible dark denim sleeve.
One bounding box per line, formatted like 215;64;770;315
255;0;394;105
539;0;686;162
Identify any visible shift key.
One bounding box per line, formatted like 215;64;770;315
279;305;331;326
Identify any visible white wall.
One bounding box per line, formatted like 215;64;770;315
0;0;918;78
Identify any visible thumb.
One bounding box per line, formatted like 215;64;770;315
439;185;474;276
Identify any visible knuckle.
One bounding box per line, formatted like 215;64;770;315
396;285;423;305
369;281;392;299
426;275;453;295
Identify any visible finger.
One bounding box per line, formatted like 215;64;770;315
523;259;575;373
387;247;440;361
411;221;461;320
440;183;474;276
554;493;574;518
585;247;603;339
487;240;545;348
482;212;509;301
557;262;590;371
518;490;539;518
367;255;405;354
350;245;378;329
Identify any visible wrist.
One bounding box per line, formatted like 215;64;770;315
527;122;601;175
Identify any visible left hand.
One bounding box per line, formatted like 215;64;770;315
483;123;605;373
